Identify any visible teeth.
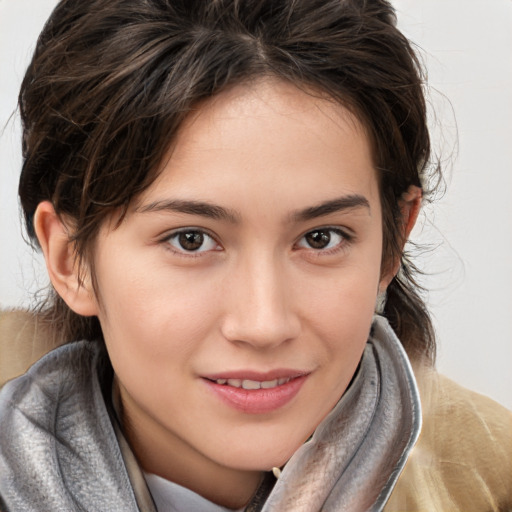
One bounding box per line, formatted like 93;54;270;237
242;379;261;390
261;379;278;389
215;378;291;389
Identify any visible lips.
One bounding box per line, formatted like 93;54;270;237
202;370;308;414
212;377;292;389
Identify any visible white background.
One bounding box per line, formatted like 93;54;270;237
1;0;511;409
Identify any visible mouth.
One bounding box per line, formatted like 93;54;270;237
210;377;293;390
202;371;309;414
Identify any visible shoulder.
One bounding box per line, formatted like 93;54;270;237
0;334;125;510
386;365;512;511
0;338;100;431
0;309;104;452
0;309;61;388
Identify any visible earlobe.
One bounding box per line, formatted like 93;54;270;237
34;201;98;316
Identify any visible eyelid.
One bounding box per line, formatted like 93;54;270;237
294;226;353;253
161;227;222;255
296;225;353;240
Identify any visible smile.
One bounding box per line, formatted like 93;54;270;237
203;372;309;414
212;378;292;389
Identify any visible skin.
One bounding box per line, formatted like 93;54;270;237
35;79;420;508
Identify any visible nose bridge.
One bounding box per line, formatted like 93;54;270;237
221;250;299;348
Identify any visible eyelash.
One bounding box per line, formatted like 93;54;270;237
295;227;352;255
161;226;352;258
161;228;221;256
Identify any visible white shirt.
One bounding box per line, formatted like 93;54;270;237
144;472;245;512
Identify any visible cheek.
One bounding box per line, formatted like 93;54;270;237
299;258;381;357
303;250;382;309
93;248;219;357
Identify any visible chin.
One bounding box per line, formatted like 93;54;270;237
217;429;311;472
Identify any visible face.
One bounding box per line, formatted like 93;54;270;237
88;80;389;499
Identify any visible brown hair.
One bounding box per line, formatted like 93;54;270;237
19;0;438;363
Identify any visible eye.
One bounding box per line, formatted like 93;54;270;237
165;229;219;253
296;228;346;251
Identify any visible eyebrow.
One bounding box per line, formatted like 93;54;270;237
292;194;370;222
136;199;240;223
137;194;370;224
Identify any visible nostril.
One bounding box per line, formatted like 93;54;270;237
220;316;300;349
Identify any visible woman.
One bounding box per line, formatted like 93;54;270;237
0;0;510;510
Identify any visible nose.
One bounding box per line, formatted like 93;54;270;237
220;255;301;350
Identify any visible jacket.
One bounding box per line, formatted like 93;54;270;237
0;310;511;511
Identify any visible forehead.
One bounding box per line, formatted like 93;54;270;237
134;79;379;215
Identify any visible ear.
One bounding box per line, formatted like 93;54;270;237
399;185;422;240
379;185;422;290
34;201;99;316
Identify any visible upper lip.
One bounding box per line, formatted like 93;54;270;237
202;369;310;382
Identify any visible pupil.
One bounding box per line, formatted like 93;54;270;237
179;231;204;251
307;230;330;249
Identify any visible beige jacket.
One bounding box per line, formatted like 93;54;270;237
1;310;511;511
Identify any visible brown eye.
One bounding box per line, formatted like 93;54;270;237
305;230;332;249
297;228;346;251
166;229;218;253
178;231;204;251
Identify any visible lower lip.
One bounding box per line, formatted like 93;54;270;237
203;375;308;414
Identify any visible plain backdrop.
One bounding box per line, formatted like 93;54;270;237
1;0;511;409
